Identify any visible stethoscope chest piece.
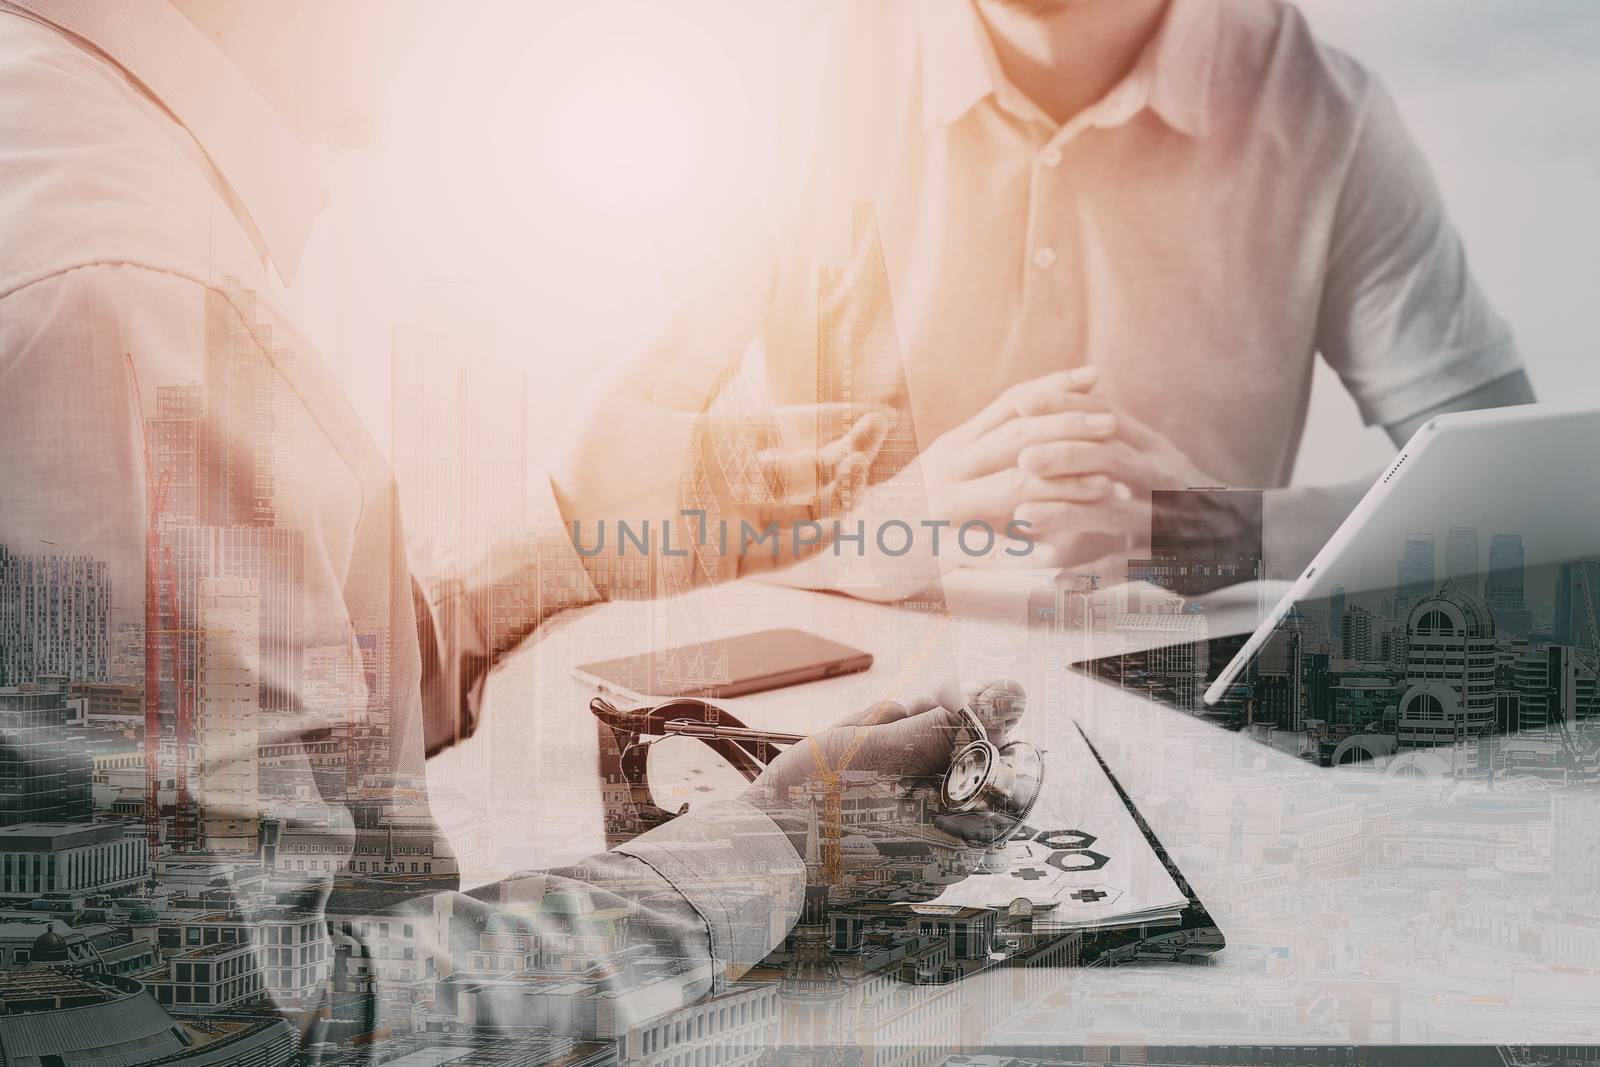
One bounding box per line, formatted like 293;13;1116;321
935;706;1044;847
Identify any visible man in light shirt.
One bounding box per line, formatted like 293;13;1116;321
560;0;1533;597
0;0;1023;1057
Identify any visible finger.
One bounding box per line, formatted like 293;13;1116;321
819;441;874;514
816;409;891;474
854;679;1029;775
759;409;890;500
957;368;1099;442
833;700;909;729
1016;439;1146;482
955;468;1117;525
957;407;1117;479
850;702;971;780
1082;400;1167;452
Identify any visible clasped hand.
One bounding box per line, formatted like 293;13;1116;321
916;366;1223;573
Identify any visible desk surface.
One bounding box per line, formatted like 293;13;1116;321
427;574;1600;1050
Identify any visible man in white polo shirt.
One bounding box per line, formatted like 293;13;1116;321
558;0;1533;593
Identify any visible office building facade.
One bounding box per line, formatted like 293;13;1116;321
0;545;111;687
0;821;148;898
196;578;262;852
1396;581;1497;749
0;679;92;825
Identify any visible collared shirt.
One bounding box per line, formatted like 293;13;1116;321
0;0;801;1047
635;0;1520;500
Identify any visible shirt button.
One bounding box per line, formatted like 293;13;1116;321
1032;247;1057;270
1041;147;1062;168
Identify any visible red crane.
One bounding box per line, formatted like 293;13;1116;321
126;354;169;852
124;354;197;852
163;547;194;846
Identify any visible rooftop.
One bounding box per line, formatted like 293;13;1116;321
174;940;255;959
0;968;115;1010
0;822;126;849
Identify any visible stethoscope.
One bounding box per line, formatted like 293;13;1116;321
590;694;1044;848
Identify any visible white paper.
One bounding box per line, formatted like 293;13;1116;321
909;724;1188;930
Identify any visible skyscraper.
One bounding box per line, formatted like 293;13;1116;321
196;578;261;852
1396;580;1496;750
1254;612;1305;732
1340;605;1373;662
166;526;303;717
0;678;92;825
1555;560;1600;648
1328;584;1346;647
0;545;111;687
1105;612;1210;714
1485;533;1530;637
1394;536;1436;621
1444;527;1480;598
200;279;288;528
150;383;204;527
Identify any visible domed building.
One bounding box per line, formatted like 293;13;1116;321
1398;580;1497;750
0;945;296;1065
30;923;69;964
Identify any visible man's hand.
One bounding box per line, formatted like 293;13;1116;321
552;398;890;596
917;368;1120;538
1010;397;1228;569
743;679;1027;903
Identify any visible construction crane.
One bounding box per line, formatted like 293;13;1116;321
1561;562;1600;768
127;355;170;852
1575;563;1600;678
125;354;200;852
162;547;195;847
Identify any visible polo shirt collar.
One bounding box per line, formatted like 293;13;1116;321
919;0;1217;138
1;0;330;283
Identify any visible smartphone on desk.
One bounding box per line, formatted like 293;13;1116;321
573;628;873;702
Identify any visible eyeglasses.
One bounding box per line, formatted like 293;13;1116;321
589;695;802;826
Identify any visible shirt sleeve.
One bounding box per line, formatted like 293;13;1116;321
1315;76;1524;430
388;798;803;1039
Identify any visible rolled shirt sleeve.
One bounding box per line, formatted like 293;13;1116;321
452;799;804;1036
1315;77;1525;430
612;797;807;985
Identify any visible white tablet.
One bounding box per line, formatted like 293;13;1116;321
1204;404;1600;705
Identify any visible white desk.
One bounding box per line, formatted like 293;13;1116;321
429;576;1600;1052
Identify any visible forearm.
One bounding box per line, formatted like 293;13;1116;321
381;800;804;1039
